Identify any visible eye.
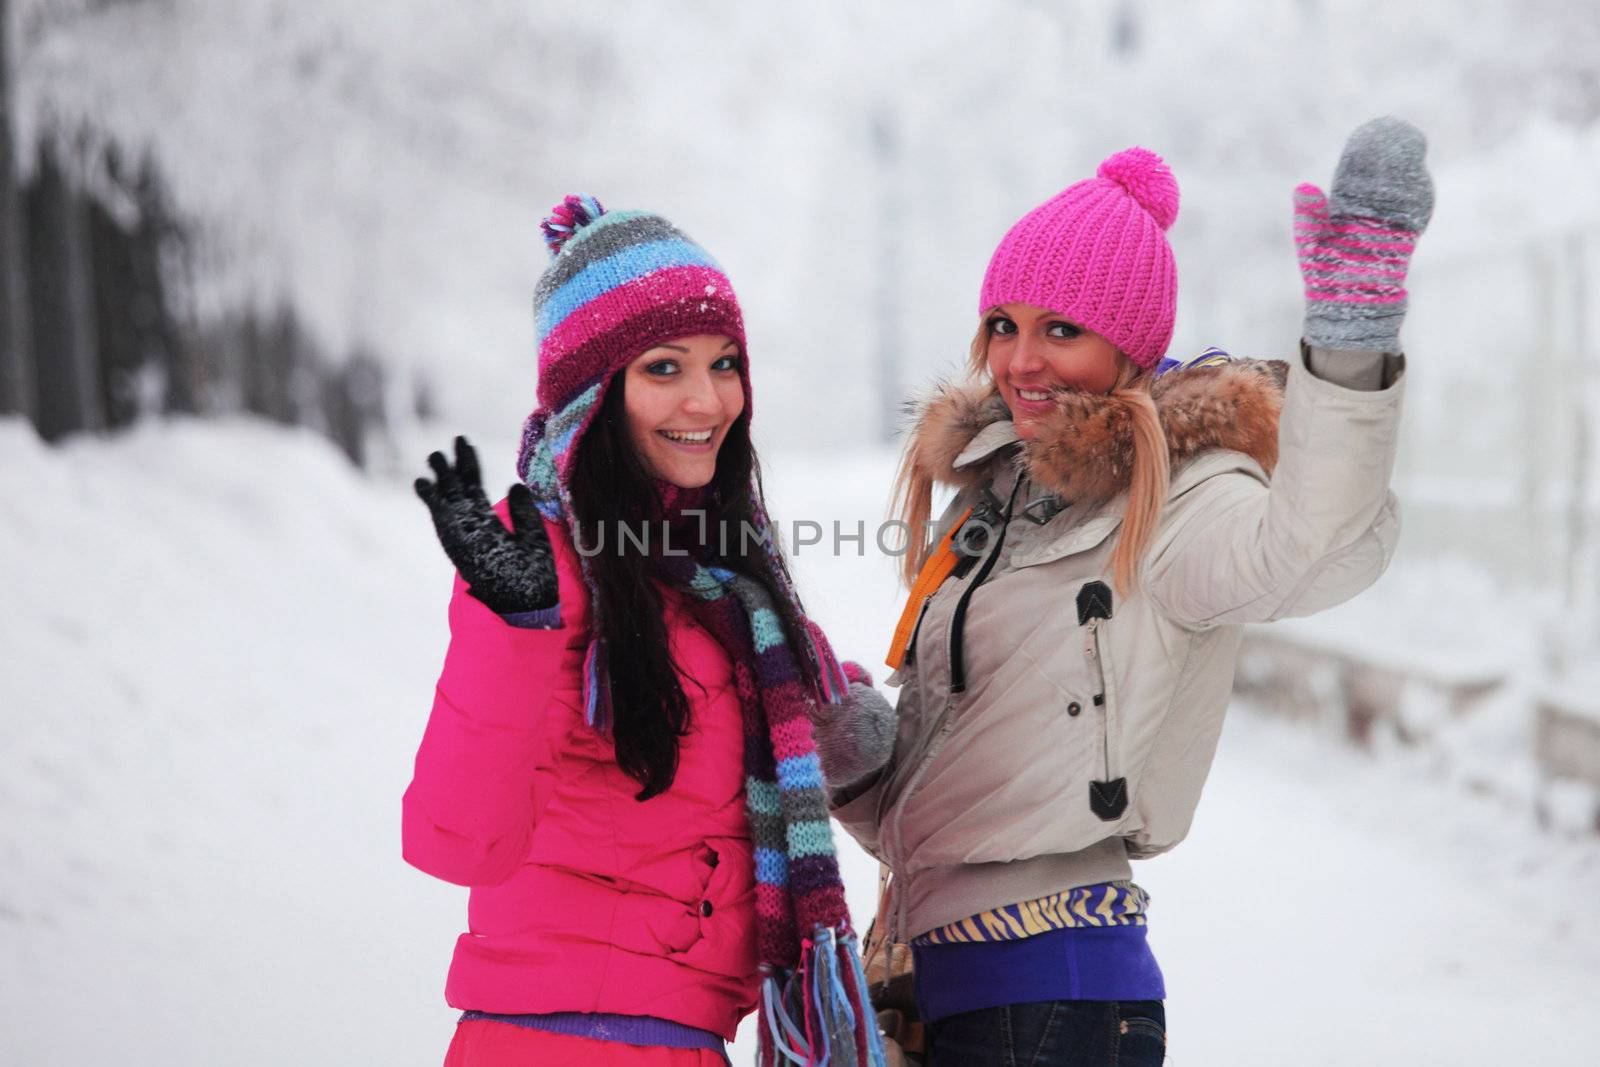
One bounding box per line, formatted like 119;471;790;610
644;359;679;377
712;353;742;372
986;315;1017;336
1046;321;1083;340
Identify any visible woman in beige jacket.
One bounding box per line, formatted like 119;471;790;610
811;119;1433;1065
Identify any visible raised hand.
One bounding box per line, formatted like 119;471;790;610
414;435;559;615
811;662;897;793
1294;116;1435;352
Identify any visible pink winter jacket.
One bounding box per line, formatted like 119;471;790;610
402;502;760;1040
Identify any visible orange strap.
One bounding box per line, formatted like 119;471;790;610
885;507;972;671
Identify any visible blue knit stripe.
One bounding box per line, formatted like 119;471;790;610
747;777;783;816
547;382;602;459
690;566;729;600
536;210;676;295
582;640;605;728
753;846;789;886
526;450;561;512
785;819;837;859
776;754;824;792
749;606;785;652
535;239;723;343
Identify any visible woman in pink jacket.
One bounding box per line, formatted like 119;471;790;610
405;197;889;1066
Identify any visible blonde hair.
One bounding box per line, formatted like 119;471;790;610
892;322;1169;597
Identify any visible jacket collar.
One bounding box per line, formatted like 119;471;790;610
905;358;1289;510
952;418;1020;470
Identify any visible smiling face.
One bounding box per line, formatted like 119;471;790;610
621;334;746;488
983;302;1124;441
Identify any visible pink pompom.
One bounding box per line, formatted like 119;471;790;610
1097;147;1179;231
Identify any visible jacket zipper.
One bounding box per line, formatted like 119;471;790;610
1077;580;1127;821
904;597;932;667
1084;617;1111;779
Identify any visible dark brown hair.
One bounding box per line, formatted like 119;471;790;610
567;377;822;799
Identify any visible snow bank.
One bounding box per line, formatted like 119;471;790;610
0;414;458;1062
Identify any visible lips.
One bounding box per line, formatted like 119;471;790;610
660;428;714;443
1008;383;1060;418
657;427;720;453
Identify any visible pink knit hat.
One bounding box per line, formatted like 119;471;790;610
979;147;1180;369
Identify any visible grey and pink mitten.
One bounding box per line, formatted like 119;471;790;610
1295;117;1435;353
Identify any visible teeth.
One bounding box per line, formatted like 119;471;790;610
662;429;714;443
1017;389;1053;402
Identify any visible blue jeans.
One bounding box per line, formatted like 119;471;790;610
927;999;1166;1066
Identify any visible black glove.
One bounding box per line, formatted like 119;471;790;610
413;435;559;614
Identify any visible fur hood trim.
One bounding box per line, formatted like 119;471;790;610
903;360;1288;508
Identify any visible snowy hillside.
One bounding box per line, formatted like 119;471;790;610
0;415;453;1063
3;415;1598;1065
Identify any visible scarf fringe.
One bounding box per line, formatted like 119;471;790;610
758;927;888;1067
806;625;851;707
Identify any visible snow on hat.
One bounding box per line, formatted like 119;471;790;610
979;147;1180;369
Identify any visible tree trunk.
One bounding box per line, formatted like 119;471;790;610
0;0;35;420
88;162;143;430
26;138;104;441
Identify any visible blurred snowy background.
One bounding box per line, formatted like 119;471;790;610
3;1;1599;1064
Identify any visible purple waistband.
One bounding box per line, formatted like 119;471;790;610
458;1010;728;1056
912;924;1166;1023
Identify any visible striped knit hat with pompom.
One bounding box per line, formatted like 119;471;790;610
980;146;1181;369
516;195;750;489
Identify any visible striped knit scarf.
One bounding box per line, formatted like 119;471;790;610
518;418;886;1066
662;554;886;1067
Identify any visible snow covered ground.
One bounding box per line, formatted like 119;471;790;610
3;415;1598;1065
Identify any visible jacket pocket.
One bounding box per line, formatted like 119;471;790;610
1011;512;1122;569
608;840;726;959
673;836;760;979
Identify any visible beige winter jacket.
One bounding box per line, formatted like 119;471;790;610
831;345;1404;942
